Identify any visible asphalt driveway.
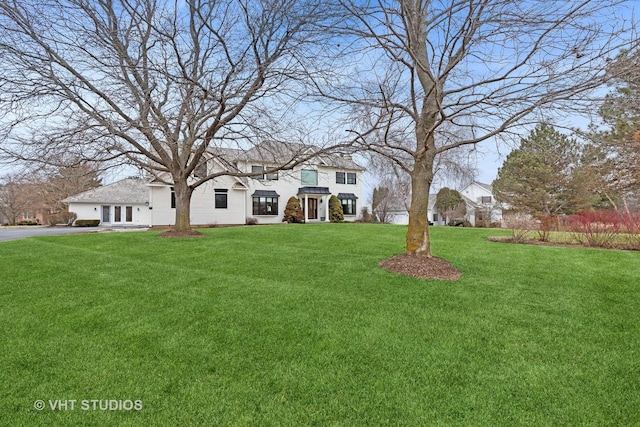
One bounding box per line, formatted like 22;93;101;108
0;226;100;242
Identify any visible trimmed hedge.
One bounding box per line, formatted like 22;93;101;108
74;219;100;227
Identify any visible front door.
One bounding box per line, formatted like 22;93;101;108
113;205;134;223
307;198;318;220
101;205;110;223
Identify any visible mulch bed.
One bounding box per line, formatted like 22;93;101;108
486;235;640;251
379;253;462;281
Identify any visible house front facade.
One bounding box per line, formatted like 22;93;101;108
64;145;364;226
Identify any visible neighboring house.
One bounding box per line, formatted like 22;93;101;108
386;181;503;226
458;181;503;227
0;181;47;225
386;193;439;226
63;143;364;226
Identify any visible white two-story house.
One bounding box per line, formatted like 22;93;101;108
63;143;364;226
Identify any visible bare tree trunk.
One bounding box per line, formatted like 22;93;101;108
406;127;436;255
173;178;193;232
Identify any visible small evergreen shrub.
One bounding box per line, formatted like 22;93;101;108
283;196;304;223
73;219;100;227
328;195;344;222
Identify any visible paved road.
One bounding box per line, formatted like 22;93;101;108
0;226;101;242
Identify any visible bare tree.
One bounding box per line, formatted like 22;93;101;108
36;162;102;222
323;0;638;255
0;173;37;225
0;0;359;232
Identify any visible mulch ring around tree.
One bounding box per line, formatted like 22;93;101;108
157;229;206;238
379;253;462;281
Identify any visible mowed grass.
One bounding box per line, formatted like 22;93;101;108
1;224;639;426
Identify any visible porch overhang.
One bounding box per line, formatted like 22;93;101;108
297;186;331;195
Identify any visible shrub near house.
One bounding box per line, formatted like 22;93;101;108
283;196;304;223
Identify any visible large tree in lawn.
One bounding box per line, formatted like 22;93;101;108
329;0;636;256
0;0;347;232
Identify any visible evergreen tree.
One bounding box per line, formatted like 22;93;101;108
329;195;344;222
493;124;578;216
283;196;304;223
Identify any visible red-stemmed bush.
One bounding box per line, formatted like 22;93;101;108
567;210;640;248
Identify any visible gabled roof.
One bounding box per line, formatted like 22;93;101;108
474;182;492;192
62;178;148;204
463;181;493;193
242;141;364;171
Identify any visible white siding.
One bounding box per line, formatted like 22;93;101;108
149;176;246;226
68;204;100;222
68;202;150;226
239;161;363;224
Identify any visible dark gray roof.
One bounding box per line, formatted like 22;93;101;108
298;186;331;195
244;141;364;171
62;178;148;204
252;190;280;197
337;192;358;199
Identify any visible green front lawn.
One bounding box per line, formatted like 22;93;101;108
1;224;639;426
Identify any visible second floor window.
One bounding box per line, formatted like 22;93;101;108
252;165;265;180
252;165;278;180
336;171;357;184
301;169;318;186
